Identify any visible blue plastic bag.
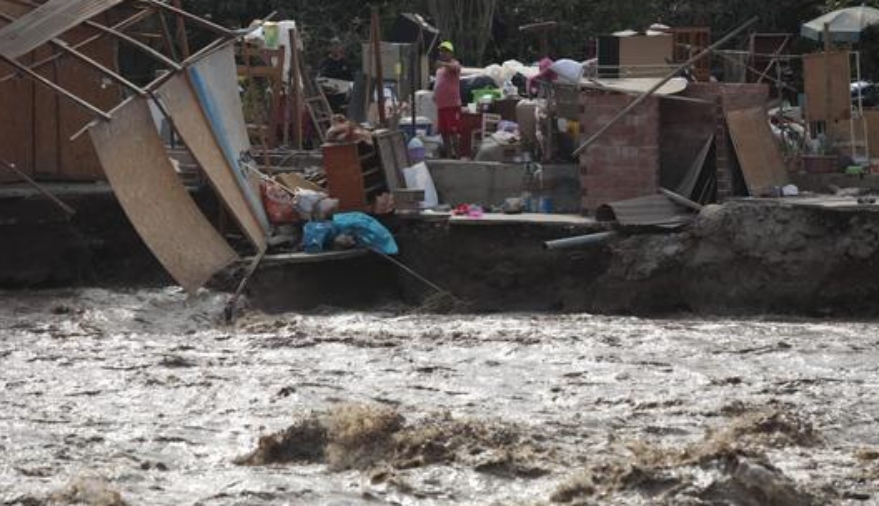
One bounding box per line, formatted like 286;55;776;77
332;212;398;255
302;221;336;253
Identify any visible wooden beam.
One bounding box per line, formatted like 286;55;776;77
170;0;190;58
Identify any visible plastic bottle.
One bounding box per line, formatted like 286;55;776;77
407;136;426;164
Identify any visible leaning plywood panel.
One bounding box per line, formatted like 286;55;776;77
157;73;268;251
0;0;125;59
187;43;269;231
89;97;238;294
725;107;788;196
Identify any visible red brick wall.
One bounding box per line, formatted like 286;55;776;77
578;91;660;212
683;83;769;199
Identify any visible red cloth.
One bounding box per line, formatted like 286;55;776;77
437;106;460;135
527;57;557;95
434;59;461;109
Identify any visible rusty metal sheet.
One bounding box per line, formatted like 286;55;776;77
89;97;238;294
156;74;268;251
0;0;125;60
595;194;691;227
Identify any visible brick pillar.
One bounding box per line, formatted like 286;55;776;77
578;92;661;213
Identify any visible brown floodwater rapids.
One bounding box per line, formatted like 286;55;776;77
1;287;878;505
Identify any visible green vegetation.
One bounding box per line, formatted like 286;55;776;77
181;0;879;75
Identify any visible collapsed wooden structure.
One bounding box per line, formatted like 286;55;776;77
0;0;271;293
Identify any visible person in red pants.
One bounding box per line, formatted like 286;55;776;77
433;40;461;158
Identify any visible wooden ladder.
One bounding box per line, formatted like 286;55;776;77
298;55;334;143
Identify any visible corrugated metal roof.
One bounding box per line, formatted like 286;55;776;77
595;194;693;227
0;0;125;60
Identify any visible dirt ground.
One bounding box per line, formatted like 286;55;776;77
1;287;878;505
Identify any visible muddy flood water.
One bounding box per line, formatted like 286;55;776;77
2;287;879;505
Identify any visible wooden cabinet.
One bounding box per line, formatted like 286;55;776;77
321;142;386;211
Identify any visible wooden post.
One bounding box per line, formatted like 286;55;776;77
171;0;191;58
156;8;180;62
289;27;302;149
371;6;386;126
824;23;831;143
519;21;557;58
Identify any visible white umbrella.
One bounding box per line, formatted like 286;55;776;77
801;5;879;43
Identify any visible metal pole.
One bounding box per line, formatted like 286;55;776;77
858;50;869;162
572;16;758;158
369;248;462;303
224;248;267;323
144;0;237;38
0;157;76;217
86;20;183;71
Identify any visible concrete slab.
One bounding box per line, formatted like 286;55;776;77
770;196;879;211
426;160;582;213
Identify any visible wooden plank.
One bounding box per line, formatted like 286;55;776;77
373;131;403;191
391;131;410;172
725;107;788;196
619;35;674;77
803;51;851;122
156;73;268;251
89;96;238;294
0;0;125;59
187;43;269;231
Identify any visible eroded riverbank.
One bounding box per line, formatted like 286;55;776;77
2;288;878;505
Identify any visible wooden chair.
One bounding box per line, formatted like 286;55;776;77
470;112;502;156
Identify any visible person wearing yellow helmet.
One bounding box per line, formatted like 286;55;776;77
434;40;461;158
